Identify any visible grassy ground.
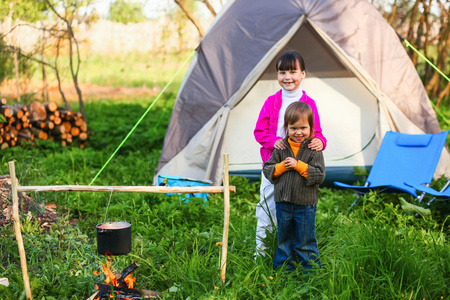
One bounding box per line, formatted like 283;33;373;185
0;52;449;299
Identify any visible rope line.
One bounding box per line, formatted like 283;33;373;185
403;39;450;83
89;49;196;186
430;101;450;127
328;133;376;162
403;39;450;127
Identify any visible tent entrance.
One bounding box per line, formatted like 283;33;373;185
222;21;379;184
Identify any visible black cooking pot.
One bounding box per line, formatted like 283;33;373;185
96;221;131;255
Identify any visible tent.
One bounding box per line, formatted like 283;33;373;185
155;0;450;186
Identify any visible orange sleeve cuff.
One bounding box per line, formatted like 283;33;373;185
295;160;308;179
273;161;287;178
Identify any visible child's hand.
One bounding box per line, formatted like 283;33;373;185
308;138;324;151
274;139;286;150
284;157;297;170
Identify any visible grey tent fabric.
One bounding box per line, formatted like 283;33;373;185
156;0;449;185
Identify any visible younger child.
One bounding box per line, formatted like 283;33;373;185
254;50;326;255
263;101;325;271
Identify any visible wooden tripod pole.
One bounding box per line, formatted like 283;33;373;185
220;154;230;283
9;161;32;299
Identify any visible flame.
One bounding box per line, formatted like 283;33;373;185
102;261;119;286
124;274;136;289
94;256;137;300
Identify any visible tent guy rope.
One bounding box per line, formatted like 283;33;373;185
89;49;196;186
403;38;450;127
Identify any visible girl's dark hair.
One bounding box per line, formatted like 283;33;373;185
283;102;314;140
276;50;306;72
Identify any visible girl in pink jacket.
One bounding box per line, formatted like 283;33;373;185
253;50;327;257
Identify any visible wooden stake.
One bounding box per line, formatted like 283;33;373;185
220;153;230;283
9;161;32;299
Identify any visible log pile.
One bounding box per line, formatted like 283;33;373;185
0;98;88;149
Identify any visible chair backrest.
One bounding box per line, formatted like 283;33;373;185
366;130;449;195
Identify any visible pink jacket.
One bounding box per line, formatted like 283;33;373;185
254;89;327;163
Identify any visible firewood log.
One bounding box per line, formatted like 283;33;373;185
39;131;48;140
53;116;62;125
79;121;87;132
44;121;54;130
18;129;33;140
0;106;12;118
30;127;47;140
51;125;65;135
9;127;18;138
78;132;88;141
74;117;84;127
1;107;12;119
28;101;47;122
11;107;24;119
70;126;80;137
62;121;71;133
44;101;58;112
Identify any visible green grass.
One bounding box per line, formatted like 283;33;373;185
2;50;450;299
78;51;193;89
33;50;193;95
1;97;449;299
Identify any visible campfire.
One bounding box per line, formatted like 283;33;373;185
88;255;162;300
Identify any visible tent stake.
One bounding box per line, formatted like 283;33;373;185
220;154;230;283
9;161;32;300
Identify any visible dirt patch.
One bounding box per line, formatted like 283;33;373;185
0;79;160;102
0;176;62;229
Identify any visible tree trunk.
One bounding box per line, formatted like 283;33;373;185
14;49;21;102
406;0;420;64
425;11;450;99
436;81;450;108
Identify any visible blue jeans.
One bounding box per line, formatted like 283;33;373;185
273;202;321;271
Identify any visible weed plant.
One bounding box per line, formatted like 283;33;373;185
0;99;449;299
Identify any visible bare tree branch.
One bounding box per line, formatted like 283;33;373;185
200;0;216;17
174;0;206;37
43;0;85;118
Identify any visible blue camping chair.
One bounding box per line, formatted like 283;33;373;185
334;130;449;201
405;178;450;203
